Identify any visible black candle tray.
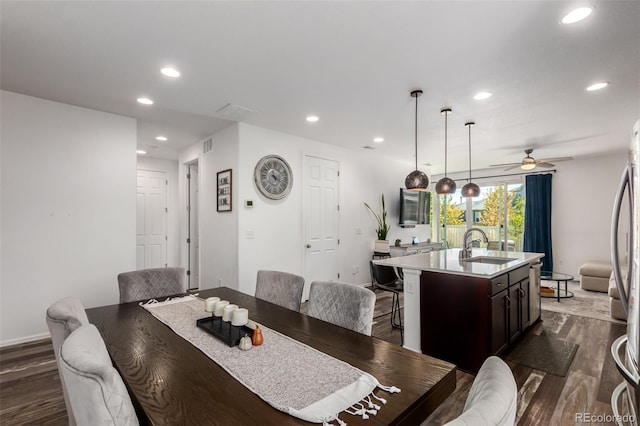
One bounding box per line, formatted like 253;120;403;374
196;316;253;347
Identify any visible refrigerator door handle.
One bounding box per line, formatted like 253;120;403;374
612;335;639;386
611;381;637;426
612;164;632;316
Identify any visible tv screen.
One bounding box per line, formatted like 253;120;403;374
399;188;430;227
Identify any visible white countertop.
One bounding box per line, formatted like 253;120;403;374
374;248;544;279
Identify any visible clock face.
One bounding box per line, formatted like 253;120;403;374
254;155;293;200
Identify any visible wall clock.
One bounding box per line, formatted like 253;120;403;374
254;155;293;200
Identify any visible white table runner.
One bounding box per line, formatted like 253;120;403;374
142;296;400;425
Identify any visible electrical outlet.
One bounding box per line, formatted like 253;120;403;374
352;265;359;275
355;228;362;235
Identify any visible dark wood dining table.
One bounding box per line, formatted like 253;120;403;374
86;287;456;425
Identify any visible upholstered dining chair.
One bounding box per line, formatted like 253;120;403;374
59;324;139;426
255;270;305;312
443;356;517;426
370;261;404;344
46;296;90;426
307;281;376;336
117;267;186;303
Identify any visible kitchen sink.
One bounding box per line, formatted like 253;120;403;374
460;256;517;265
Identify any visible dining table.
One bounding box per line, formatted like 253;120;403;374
86;287;456;425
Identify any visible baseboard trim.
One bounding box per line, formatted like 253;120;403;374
0;332;50;348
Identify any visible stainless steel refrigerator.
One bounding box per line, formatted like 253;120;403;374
612;119;640;425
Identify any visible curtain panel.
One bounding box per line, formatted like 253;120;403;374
523;174;553;273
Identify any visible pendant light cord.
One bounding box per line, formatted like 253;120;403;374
444;112;448;176
414;94;418;171
467;123;472;181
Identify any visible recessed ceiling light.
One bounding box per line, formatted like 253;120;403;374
136;150;147;155
156;136;168;141
473;91;493;100
373;137;384;143
137;97;154;105
306;115;319;122
586;81;609;91
561;7;593;24
161;67;181;78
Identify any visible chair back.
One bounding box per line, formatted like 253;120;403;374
307;281;376;336
46;297;90;426
60;324;139;425
255;270;305;312
117;267;186;303
370;261;401;287
444;356;517;426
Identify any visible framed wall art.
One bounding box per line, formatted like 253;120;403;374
217;169;232;212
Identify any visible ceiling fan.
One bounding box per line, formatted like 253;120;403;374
490;149;573;171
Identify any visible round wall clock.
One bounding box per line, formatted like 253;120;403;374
254;155;293;200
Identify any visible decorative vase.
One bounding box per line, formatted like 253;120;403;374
374;239;390;253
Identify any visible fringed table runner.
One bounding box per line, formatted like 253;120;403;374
142;296;400;425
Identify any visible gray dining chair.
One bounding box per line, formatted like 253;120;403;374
255;270;305;312
59;324;139;426
46;296;90;426
443;356;517;426
117;267;186;303
307;281;376;336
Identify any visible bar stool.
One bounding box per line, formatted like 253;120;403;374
369;260;404;344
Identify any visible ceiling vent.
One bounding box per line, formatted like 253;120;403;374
216;103;257;121
203;138;213;154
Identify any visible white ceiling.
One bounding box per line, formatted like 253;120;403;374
1;1;638;173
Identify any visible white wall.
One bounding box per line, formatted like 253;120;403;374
136;157;180;267
0;91;137;345
179;125;239;291
553;153;627;276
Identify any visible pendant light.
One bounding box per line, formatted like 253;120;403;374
405;90;429;191
435;108;456;194
462;121;480;197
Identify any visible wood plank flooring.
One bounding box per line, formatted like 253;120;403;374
0;290;628;426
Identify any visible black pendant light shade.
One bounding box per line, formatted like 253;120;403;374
463;121;480;198
436;108;456;195
462;181;480;197
405;90;429;191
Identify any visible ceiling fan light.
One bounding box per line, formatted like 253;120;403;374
436;177;457;194
406;170;429;191
521;163;537;171
462;182;480;198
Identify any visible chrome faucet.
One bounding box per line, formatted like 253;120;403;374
459;228;489;259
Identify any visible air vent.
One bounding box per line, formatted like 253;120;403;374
216;103;257;121
203;138;213;154
363;145;375;150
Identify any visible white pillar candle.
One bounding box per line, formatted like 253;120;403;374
231;308;249;326
213;300;229;317
204;297;220;313
222;304;238;322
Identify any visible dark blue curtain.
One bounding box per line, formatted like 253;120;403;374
523;174;553;273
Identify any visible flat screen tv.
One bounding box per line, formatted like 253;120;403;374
399;188;430;227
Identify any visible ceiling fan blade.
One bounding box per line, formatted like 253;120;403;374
537;156;573;163
490;162;522;167
503;165;522;171
535;162;555;168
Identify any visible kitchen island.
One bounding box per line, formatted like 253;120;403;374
374;248;544;372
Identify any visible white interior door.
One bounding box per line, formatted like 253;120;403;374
136;169;167;269
303;156;339;300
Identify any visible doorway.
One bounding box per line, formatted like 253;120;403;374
186;161;200;290
303;155;340;301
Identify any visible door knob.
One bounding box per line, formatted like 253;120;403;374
306;244;311;248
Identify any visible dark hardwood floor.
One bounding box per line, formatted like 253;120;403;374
0;290;627;425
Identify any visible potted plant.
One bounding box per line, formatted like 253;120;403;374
364;194;391;253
